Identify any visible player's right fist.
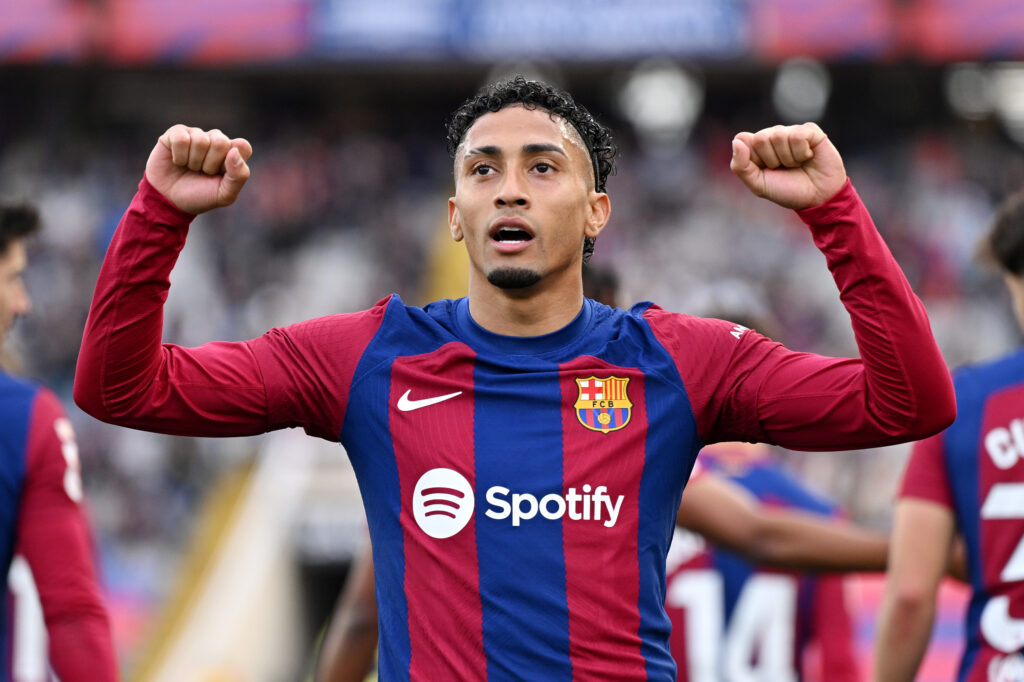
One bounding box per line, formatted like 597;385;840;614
145;125;253;215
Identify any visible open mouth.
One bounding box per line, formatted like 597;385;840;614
493;227;533;244
489;218;534;246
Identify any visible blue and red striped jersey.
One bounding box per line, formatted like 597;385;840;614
76;177;956;681
666;455;857;681
901;347;1024;680
0;372;115;682
328;295;702;680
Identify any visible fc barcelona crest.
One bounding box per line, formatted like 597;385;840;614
574;376;633;434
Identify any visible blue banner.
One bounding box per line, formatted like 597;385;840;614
311;0;750;60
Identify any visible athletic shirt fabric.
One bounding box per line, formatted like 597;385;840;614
666;455;857;681
74;176;955;681
0;373;115;681
900;347;1024;680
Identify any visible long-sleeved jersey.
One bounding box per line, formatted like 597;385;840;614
666;456;857;682
900;347;1024;681
74;177;954;681
0;373;116;681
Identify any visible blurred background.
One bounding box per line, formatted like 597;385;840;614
3;0;1024;679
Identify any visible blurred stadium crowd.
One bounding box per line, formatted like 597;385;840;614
3;3;1024;675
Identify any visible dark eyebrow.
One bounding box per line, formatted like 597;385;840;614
522;143;568;157
463;143;569;160
464;145;501;159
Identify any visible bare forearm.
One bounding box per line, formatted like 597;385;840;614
874;594;935;682
754;510;888;572
316;624;378;682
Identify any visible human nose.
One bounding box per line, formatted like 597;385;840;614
494;168;529;208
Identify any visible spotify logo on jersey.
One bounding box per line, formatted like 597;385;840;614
413;468;476;539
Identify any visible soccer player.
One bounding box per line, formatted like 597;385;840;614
0;204;117;681
316;444;879;682
75;77;955;680
668;443;859;682
875;190;1024;680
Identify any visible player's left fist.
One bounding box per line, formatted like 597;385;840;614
729;122;847;210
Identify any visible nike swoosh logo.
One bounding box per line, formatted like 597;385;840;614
397;389;463;412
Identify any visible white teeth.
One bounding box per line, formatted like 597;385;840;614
496;227;531;242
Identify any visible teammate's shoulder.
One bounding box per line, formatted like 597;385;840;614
952;346;1024;389
0;373;56;431
745;463;838;514
0;371;43;401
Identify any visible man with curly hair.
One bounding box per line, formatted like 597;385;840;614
0;204;117;681
76;76;955;681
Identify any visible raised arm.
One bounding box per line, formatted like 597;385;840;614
73;126;273;436
734;124;954;446
651;124;955;451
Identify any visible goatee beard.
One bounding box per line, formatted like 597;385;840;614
487;267;542;289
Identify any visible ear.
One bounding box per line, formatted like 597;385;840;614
448;197;464;242
584;192;611;239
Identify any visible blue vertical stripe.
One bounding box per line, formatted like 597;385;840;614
0;375;37;679
945;370;988;681
341;359;410;681
473;359;573;681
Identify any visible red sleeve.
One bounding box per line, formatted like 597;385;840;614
806;575;858;682
898;432;954;508
74;177;385;439
248;305;387;440
16;389;117;681
646;180;956;451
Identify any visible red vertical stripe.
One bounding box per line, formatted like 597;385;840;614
974;384;1024;678
391;343;487;680
560;362;648;679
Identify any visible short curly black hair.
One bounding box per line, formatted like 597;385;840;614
0;203;40;257
446;76;617;263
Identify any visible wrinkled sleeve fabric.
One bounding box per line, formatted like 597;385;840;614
16;389;117;681
75;177;385;440
646;181;955;451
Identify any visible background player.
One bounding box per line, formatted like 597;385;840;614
0;204;117;680
668;442;859;682
875;189;1024;680
74;77;955;680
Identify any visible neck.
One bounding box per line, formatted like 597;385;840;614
466;271;585;337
